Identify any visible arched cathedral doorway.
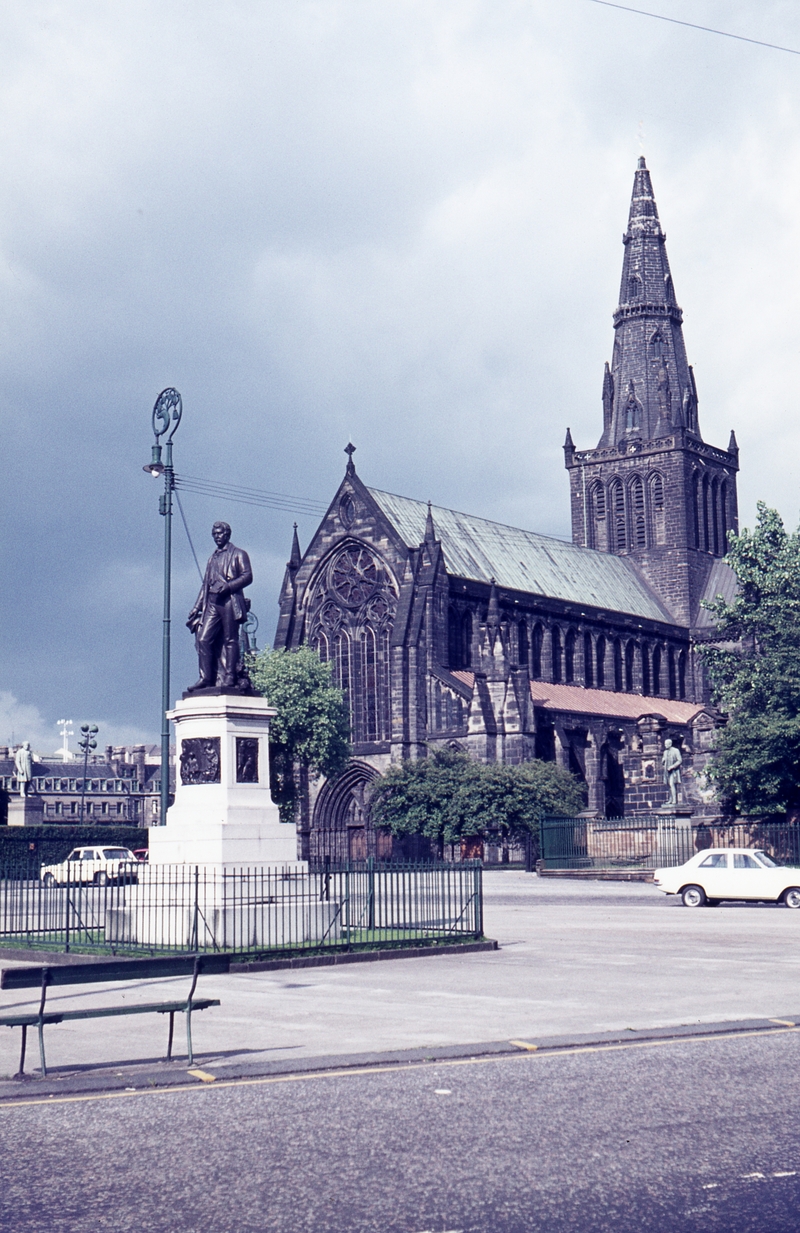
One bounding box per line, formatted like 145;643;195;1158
311;761;390;866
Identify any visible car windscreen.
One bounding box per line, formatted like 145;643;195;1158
101;849;132;860
753;851;779;867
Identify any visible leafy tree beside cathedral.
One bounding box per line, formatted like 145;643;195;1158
249;647;350;823
370;750;585;849
701;503;800;819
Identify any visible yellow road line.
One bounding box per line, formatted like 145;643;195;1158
2;1026;798;1111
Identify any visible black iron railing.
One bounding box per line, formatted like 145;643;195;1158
0;859;484;956
540;817;800;872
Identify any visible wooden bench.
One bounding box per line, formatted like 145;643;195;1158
0;954;231;1077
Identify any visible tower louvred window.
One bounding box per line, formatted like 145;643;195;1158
631;477;646;548
610;480;626;551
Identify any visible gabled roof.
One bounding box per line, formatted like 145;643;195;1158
368;488;675;625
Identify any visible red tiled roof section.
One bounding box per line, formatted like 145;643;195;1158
529;681;705;723
450;671;705;723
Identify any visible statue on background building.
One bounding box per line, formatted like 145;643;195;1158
14;742;32;796
662;738;683;806
187;522;254;693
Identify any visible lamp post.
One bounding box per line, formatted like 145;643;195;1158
143;387;183;827
78;724;98;823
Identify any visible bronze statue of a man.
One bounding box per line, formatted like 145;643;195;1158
187;522;253;692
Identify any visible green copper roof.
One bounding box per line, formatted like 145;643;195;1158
368;488;675;625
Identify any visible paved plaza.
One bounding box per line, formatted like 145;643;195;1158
1;871;799;1081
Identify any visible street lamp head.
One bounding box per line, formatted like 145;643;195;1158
143;443;164;476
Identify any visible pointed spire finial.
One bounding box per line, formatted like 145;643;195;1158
424;500;437;546
563;427;575;461
637;155;647;170
344;442;356;475
288;522;302;572
728;429;738;455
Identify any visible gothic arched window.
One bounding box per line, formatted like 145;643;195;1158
650;472;665;545
630;476;646;548
596;635;606;689
702;473;711;553
584;632;594;688
641;642;651;697
518;620;529;669
532;624;544;679
308;543;397;746
627;273;642;301
590;483;606;549
448;608;460;670
667;647;676;699
461;611;473;669
720;481;728;551
552;627;563;683
610;480;626;552
625;640;636;693
678;649;687;700
652;645;662;697
692;472;702;550
613;638;623;692
711;476;720;556
564;630;576;683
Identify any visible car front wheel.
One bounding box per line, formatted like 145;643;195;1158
682;885;706;908
42;873;56;888
94;872;109;887
784;887;800;909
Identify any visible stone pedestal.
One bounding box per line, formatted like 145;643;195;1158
148;693;302;869
7;793;44;827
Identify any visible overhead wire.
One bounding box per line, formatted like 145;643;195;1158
174;473;328;517
584;0;800;56
174;487;204;582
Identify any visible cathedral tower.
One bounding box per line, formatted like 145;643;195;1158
565;157;739;626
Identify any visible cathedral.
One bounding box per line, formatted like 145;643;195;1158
274;158;739;864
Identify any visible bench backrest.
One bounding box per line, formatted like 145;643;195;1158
0;953;231;990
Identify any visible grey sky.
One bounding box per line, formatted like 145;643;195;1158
2;1;799;753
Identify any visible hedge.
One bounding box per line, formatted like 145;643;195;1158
0;826;148;867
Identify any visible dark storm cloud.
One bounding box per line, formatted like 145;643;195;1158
2;0;799;750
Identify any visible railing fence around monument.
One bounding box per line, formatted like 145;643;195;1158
540;817;800;872
0;859;483;956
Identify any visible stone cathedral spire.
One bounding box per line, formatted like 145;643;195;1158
565;157;739;628
599;157;698;447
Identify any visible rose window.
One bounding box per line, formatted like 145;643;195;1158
330;546;379;608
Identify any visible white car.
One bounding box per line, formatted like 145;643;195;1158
40;847;139;888
653;848;800;908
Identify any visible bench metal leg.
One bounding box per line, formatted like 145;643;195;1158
167;1011;175;1060
37;1021;47;1077
14;1025;27;1078
186;1007;194;1066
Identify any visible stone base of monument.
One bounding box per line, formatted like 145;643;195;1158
104;875;341;951
8;794;44;827
147;692;303;871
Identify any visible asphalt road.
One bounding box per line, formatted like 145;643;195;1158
3;1026;800;1232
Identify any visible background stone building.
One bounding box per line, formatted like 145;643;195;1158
0;745;169;827
275;159;737;863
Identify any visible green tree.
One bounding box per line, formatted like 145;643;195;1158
248;647;350;822
700;502;800;817
369;749;585;848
